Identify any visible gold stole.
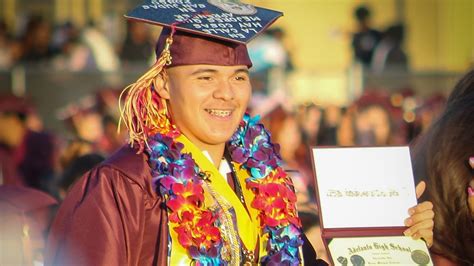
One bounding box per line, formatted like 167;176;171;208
168;135;266;265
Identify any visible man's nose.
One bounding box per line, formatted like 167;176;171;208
213;80;235;101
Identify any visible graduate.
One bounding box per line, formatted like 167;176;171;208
46;1;434;265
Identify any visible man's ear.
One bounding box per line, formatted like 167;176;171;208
154;72;170;100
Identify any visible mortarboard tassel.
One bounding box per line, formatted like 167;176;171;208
119;32;178;153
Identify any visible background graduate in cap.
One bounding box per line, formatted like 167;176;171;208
0;94;56;192
46;1;434;265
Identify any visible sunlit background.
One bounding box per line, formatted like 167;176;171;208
0;0;472;263
0;0;473;131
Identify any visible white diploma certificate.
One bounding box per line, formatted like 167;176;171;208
312;146;417;229
312;146;433;265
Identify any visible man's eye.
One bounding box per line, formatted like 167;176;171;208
198;76;213;81
234;76;247;81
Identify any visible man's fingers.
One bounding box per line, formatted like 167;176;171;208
409;229;434;247
403;219;434;237
407;201;433;216
404;200;434;248
469;156;474;168
404;210;434;228
415;181;426;199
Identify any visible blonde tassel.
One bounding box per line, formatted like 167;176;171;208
118;36;177;152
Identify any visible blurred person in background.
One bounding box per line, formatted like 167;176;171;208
57;153;104;201
19;15;57;64
354;104;392;145
352;90;394;146
80;21;120;72
337;90;402;146
351;5;382;68
58;89;126;170
51;22;91;71
263;106;317;204
248;27;292;96
0;185;58;265
415;93;447;135
298;103;322;147
337;105;356;146
371;23;409;73
0;19;19;69
412;69;474;265
0;95;29;185
119;21;153;64
390;88;418;144
269;110;328;262
0;20;10;68
317;105;343;146
57;96;105;170
0;94;57;193
95;88;128;154
100;114;127;155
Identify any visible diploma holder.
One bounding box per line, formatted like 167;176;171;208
311;146;433;266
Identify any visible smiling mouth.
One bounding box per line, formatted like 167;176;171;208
205;109;233;117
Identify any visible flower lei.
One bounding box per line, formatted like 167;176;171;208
147;114;303;265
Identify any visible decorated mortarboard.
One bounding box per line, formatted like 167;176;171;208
125;0;283;44
120;1;284;152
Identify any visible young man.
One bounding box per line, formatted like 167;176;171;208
46;1;434;265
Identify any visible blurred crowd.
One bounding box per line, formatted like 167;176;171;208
0;84;449;198
0;80;450;263
0;7;472;266
0;15;153;71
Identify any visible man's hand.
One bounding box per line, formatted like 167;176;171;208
403;181;435;247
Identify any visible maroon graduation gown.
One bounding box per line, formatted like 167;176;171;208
45;145;169;265
45;145;325;265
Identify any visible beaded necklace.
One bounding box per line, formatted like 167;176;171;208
147;114;303;265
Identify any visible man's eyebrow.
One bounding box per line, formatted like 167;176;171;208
235;68;250;75
190;68;249;75
190;69;218;75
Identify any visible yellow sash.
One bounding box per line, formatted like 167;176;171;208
168;135;262;265
233;162;270;260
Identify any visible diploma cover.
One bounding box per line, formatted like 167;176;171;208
311;146;432;265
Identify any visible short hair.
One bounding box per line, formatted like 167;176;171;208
59;153;105;191
354;5;371;22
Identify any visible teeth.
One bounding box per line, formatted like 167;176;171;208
206;109;232;117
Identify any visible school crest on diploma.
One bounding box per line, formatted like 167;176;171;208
311;146;433;265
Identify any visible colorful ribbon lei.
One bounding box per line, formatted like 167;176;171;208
147;114;303;265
